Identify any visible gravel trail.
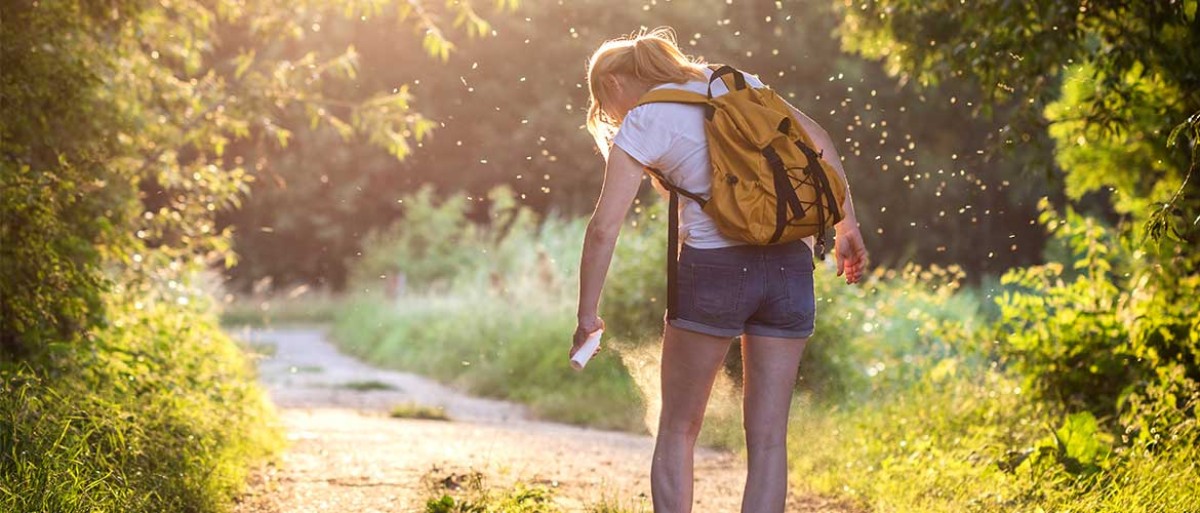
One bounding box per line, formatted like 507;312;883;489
231;327;856;513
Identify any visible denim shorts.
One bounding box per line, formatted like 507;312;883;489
669;240;816;339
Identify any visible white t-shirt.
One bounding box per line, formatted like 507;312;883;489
613;67;811;250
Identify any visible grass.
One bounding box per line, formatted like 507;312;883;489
420;468;643;513
219;291;341;327
339;379;398;391
336;261;1200;511
0;289;281;513
336;190;1200;512
390;403;449;420
785;367;1200;513
333;290;647;432
423;470;560;513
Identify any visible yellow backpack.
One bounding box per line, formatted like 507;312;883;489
637;64;847;257
636;65;847;322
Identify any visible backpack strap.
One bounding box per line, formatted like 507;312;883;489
644;167;707;206
795;139;844;260
644;167;706;323
636;89;709;107
665;187;681;321
633;65;746;107
706;64;747;99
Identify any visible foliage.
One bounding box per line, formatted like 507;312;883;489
996;200;1199;444
349;186;485;292
787;359;1200;513
838;5;1199;505
837;0;1199;246
1149;112;1200;243
420;469;635;513
790;225;1199;511
226;0;1056;291
996;202;1134;412
347;185;581;292
1020;411;1114;478
801;261;983;400
334;190;642;430
0;288;281;513
1;0;508;509
1;0;509;356
599;198;668;340
0;0;130;358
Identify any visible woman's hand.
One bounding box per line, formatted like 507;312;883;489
834;225;868;285
571;315;606;358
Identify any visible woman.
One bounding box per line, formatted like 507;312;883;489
571;28;868;513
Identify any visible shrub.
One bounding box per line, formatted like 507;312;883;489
333;291;644;431
0;288;281;513
996;203;1135;413
996;200;1198;443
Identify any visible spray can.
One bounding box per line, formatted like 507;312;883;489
570;329;603;371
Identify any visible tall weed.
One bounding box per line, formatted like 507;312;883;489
0;287;281;513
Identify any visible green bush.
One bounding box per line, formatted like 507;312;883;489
786;201;1200;513
349;185;487;292
3;1;499;511
787;359;1200;513
996;200;1198;442
334;291;644;431
801;262;985;400
349;185;676;339
338;186;1200;512
0;289;281;513
996;203;1136;412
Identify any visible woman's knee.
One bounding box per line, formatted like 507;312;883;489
743;419;788;451
658;412;705;440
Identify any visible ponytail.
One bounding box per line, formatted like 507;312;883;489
585;27;706;157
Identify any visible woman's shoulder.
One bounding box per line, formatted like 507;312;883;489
623;67;767;125
666;66;769;93
620;102;698;139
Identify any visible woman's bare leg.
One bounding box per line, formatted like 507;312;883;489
740;334;807;513
651;323;733;513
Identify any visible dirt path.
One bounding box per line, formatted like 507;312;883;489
232;327;855;513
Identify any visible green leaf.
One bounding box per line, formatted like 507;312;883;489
234;49;256;80
274;127;292;149
326;115;355;142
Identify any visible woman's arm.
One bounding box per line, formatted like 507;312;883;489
784;101;869;284
573;145;644;354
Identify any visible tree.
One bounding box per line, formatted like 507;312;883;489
838;0;1199;240
0;0;512;358
224;0;1057;291
835;0;1199;432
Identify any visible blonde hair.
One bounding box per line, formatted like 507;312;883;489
585;27;707;157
